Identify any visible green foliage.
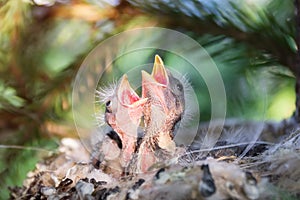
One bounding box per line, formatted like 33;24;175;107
0;81;25;109
41;19;93;75
128;0;296;69
0;0;30;71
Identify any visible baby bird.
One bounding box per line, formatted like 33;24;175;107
134;55;185;173
92;74;147;174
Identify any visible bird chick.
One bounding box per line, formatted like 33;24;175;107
135;55;185;173
92;74;147;173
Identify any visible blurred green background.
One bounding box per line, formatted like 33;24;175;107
0;0;297;199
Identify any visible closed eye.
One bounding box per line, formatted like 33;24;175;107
176;83;183;92
105;100;112;113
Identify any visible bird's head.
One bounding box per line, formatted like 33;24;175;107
142;55;185;129
105;74;147;136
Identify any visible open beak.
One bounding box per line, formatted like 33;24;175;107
151;55;169;86
118;74;139;105
117;74;147;108
117;74;147;125
142;55;169;110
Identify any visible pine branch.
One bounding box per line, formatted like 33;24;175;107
294;0;300;122
127;0;296;72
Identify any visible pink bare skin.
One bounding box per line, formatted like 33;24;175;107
136;55;185;173
102;75;147;171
